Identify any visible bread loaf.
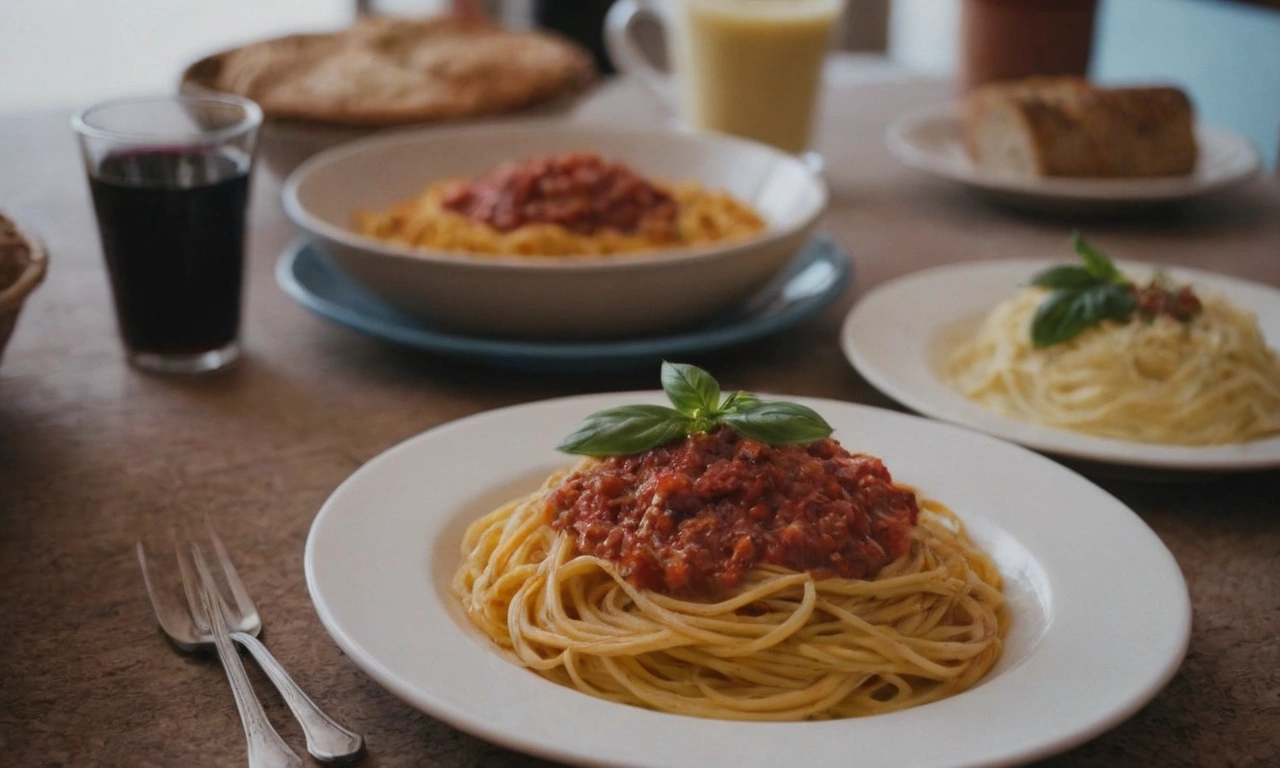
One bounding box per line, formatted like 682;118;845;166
963;78;1198;178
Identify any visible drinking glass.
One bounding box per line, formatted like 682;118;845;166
73;95;261;374
606;0;845;157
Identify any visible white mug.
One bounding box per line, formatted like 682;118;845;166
605;0;845;154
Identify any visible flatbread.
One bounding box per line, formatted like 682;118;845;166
201;16;595;126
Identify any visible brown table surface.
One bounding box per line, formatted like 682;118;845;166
2;74;1279;768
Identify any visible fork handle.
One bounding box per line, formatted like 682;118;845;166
233;631;365;763
206;623;302;768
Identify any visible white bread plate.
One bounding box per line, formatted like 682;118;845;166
282;124;828;339
887;104;1262;215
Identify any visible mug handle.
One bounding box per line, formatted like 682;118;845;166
604;0;674;104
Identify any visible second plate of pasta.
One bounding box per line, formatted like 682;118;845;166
841;258;1280;471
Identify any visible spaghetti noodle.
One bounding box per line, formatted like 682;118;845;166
453;457;1005;721
945;286;1280;445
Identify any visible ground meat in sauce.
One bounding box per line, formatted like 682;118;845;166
546;425;919;599
1133;280;1202;322
440;152;679;237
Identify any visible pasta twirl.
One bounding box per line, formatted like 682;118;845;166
946;287;1280;445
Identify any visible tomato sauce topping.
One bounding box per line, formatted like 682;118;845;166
547;426;919;598
440;152;678;237
1133;280;1202;322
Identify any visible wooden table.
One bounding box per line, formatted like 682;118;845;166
2;74;1278;767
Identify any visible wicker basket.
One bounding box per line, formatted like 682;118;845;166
0;215;48;364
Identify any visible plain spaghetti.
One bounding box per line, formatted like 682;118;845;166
945;278;1280;446
453;425;1005;721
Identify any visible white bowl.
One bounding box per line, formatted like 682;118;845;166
281;124;828;338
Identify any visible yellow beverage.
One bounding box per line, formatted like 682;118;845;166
671;0;842;153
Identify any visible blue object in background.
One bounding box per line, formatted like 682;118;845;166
1092;0;1280;170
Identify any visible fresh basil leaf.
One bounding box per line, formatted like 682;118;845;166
556;405;692;456
1031;290;1090;348
1097;282;1139;320
721;401;833;445
1072;232;1124;284
661;361;721;416
719;391;760;413
1030;265;1100;291
559;367;837;456
1031;284;1137;348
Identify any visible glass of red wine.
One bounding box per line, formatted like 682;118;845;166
72;95;261;374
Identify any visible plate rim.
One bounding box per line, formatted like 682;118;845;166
841;257;1280;471
304;392;1192;768
274;235;852;367
885;103;1262;201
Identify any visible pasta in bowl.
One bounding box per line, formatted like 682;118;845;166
355;152;766;257
282;125;826;338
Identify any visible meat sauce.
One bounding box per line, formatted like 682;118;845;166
440;152;678;237
1133;280;1202;322
547;426;919;598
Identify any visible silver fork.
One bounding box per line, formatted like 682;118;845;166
138;527;364;763
182;542;303;768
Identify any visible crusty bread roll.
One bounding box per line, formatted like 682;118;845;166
963;78;1198;178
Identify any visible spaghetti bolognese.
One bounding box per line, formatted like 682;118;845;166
453;365;1005;721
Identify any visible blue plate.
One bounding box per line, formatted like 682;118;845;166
275;236;852;372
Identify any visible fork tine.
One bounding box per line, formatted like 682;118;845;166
174;534;209;633
204;517;260;626
136;541;181;639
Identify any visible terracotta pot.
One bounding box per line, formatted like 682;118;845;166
958;0;1099;92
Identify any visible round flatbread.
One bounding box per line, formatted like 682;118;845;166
197;16;595;126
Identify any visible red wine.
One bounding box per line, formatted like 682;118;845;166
89;149;249;356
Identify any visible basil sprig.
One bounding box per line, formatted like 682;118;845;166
1029;233;1137;348
556;362;833;456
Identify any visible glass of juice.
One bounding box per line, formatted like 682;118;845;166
606;0;844;155
72;95;261;374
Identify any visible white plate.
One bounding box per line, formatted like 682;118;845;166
306;392;1191;768
886;104;1261;214
842;259;1280;471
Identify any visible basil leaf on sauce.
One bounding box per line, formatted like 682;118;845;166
556;364;834;456
719;391;760;413
661;361;721;418
720;402;834;445
555;405;692;456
